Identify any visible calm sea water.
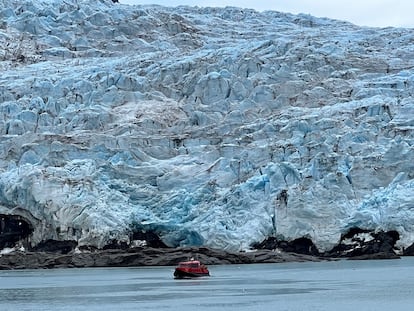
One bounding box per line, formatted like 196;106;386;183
0;257;414;311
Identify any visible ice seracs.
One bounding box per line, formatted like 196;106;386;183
0;0;413;253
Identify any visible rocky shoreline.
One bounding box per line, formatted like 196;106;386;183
0;247;328;270
0;247;324;270
0;245;405;270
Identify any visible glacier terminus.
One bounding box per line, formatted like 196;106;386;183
0;0;414;256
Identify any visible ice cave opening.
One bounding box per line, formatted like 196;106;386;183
0;214;33;249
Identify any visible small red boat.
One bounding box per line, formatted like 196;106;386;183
173;259;210;279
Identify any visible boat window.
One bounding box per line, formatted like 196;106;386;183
178;263;200;268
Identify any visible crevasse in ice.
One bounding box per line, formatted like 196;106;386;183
0;0;413;251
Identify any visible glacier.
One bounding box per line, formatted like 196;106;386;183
0;0;414;253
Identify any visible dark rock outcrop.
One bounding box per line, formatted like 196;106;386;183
254;229;401;260
102;239;129;250
252;236;320;256
131;230;169;248
324;228;400;259
30;239;77;254
403;243;414;256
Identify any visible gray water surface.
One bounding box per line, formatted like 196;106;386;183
1;257;414;310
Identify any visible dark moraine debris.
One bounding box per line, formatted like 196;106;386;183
102;239;130;250
30;239;77;254
131;230;169;248
403;243;414;256
252;236;320;256
324;227;400;259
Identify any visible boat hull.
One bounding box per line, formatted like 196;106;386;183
173;259;210;279
174;269;210;279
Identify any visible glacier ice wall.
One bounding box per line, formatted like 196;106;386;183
0;0;414;251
